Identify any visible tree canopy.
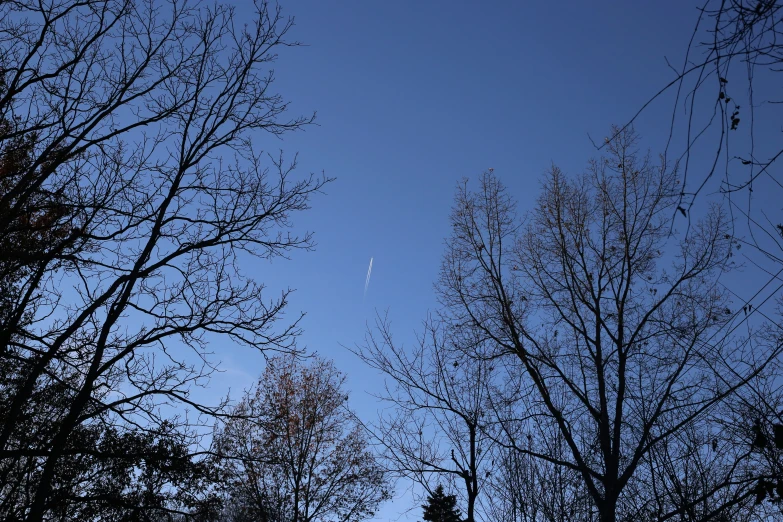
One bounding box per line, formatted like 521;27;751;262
421;485;463;522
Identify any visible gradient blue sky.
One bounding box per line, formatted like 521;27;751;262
196;2;782;520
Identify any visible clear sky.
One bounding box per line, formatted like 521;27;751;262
195;2;781;520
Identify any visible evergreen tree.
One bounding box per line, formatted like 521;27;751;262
421;485;462;522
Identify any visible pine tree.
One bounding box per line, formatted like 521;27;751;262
421;485;462;522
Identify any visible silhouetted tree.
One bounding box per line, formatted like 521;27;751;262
0;1;329;519
613;2;783;515
213;355;391;522
421;485;463;522
436;127;780;522
355;314;495;522
608;1;783;213
0;112;74;339
483;430;593;522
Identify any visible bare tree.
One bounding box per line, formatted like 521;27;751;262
355;314;497;522
437;128;780;522
0;1;330;519
481;365;594;522
484;434;593;522
606;1;783;214
213;355;391;522
610;1;783;510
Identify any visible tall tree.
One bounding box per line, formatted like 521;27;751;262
213;355;391;522
0;1;329;519
612;2;783;513
421;485;463;522
356;314;496;522
437;128;780;522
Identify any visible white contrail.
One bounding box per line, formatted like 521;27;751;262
364;257;373;297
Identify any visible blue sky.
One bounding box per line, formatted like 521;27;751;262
196;2;782;520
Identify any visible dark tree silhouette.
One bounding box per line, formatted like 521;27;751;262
0;1;329;519
435;128;779;522
609;3;783;511
483;431;593;522
355;314;495;522
607;1;783;214
213;355;391;522
421;485;463;522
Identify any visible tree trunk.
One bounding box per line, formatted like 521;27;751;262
466;492;475;522
598;496;617;522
